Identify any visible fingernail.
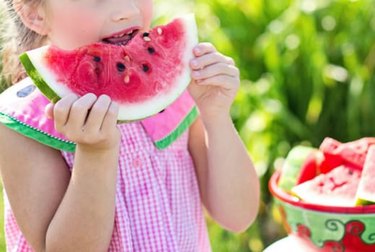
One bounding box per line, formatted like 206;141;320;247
85;93;96;98
100;94;110;100
194;48;201;55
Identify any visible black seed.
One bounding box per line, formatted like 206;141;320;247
142;32;150;37
93;56;101;62
142;64;150;72
147;47;155;54
116;62;126;72
159;109;165;114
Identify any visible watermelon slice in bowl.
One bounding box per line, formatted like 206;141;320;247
269;138;375;251
277;145;320;192
355;145;375;205
291;165;361;207
19;14;198;121
269;171;375;251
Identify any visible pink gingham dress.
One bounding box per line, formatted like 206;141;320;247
0;79;212;252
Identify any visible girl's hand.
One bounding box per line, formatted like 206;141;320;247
45;93;120;152
188;42;240;121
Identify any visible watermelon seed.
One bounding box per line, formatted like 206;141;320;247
147;47;155;54
157;28;163;35
124;75;130;84
93;56;101;62
116;62;126;72
142;32;150;37
142;64;150;72
143;36;151;42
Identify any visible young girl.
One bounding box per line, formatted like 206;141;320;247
0;0;260;251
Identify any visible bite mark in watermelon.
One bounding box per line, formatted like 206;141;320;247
291;165;361;207
19;14;198;121
355;145;375;205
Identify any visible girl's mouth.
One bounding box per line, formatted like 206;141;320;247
102;29;140;46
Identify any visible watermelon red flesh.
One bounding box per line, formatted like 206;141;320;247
319;137;375;173
318;137;344;173
355;146;375;205
20;14;198;121
296;150;322;184
291;165;361;207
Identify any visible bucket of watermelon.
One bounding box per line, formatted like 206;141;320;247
269;137;375;252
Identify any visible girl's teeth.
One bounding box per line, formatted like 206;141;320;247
111;30;135;39
102;29;138;45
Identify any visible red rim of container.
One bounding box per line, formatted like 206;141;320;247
269;171;375;214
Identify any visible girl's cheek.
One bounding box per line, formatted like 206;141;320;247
48;10;103;49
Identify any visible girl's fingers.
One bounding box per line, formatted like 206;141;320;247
53;94;79;131
67;93;97;130
195;75;239;90
101;101;119;131
193;42;216;57
190;52;235;70
191;62;239;80
44;103;54;119
84;94;112;131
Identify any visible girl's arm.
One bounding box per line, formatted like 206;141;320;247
0;93;120;252
188;43;260;232
189;116;259;233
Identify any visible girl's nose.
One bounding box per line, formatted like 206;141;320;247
111;1;141;22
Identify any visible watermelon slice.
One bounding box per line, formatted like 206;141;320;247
19;14;198;121
319;137;375;173
355;146;375;205
291;165;361;207
278;146;318;192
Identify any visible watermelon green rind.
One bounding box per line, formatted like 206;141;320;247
355;198;373;206
278;146;317;192
0;112;75;152
19;52;61;104
20;14;198;121
155;106;198;149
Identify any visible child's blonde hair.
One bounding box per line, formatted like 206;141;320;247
1;0;47;85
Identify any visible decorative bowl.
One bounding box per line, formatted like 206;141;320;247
269;170;375;252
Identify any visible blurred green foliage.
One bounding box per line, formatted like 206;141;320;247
156;0;375;251
1;0;375;251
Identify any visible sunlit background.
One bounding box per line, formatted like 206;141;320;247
1;0;375;251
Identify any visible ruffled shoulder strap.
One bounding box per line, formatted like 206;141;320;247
0;79;76;152
140;91;198;149
0;79;198;152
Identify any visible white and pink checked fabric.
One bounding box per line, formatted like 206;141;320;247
4;122;212;251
